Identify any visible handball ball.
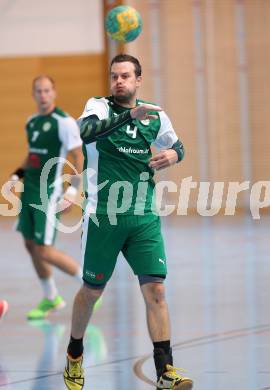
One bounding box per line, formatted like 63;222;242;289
105;5;142;43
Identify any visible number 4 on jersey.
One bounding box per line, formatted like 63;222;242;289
126;125;137;139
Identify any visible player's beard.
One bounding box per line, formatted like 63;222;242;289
113;90;135;105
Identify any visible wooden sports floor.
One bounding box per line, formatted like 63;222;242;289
0;214;269;389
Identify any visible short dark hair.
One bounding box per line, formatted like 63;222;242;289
110;54;142;77
32;75;55;90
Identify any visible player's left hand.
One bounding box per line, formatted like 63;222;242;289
149;149;178;170
57;186;77;213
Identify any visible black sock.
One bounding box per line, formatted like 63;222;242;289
67;335;84;359
153;340;171;354
153;340;172;378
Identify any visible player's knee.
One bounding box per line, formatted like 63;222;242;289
81;283;103;304
143;283;166;306
151;283;166;304
35;244;52;259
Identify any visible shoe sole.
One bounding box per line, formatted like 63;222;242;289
174;380;193;390
156;380;193;390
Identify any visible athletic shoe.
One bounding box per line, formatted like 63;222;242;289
64;354;84;389
154;348;193;389
156;364;193;389
27;295;66;320
0;300;8;320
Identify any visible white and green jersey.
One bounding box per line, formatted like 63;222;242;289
79;96;179;215
24;107;82;197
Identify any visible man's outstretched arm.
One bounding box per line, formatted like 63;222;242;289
80;103;162;144
80;112;132;144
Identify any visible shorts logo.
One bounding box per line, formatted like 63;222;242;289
85;270;104;280
159;258;165;265
85;270;96;279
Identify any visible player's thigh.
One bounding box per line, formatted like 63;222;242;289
122;214;167;276
16;200;34;240
82;214;127;286
33;200;59;245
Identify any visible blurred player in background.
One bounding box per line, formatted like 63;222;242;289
0;300;8;320
9;76;84;320
64;55;193;390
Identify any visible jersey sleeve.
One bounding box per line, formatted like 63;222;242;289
58;117;82;152
78;97;110;123
152;111;178;150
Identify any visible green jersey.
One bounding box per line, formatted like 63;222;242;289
24;107;82;198
79;96;179;215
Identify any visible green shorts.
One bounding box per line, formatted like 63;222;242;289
82;213;167;286
17;191;59;245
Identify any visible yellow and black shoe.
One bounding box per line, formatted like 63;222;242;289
64;354;84;390
156;365;193;390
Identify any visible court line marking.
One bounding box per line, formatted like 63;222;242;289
133;323;270;387
1;323;270;387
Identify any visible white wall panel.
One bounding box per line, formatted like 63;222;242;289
0;0;104;56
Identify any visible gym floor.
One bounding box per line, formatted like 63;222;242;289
0;214;269;389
